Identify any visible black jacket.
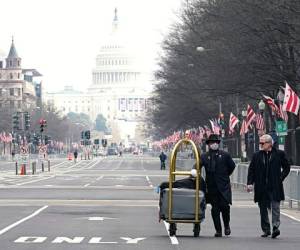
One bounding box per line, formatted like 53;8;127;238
247;148;290;202
201;150;236;204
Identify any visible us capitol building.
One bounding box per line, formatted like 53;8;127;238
45;9;152;144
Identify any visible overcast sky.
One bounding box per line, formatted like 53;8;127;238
0;0;182;92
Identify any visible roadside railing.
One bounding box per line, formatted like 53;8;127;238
172;157;300;209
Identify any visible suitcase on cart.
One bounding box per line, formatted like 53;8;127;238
159;188;205;221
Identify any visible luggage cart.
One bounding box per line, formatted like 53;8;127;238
159;138;204;237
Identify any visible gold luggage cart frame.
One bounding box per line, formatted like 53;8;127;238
166;138;202;237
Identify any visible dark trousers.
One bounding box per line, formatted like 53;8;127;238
209;192;230;232
258;199;280;233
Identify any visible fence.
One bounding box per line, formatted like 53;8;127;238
174;157;300;209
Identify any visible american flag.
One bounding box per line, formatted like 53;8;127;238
283;81;300;115
204;125;212;137
210;119;221;135
240;120;248;135
279;103;288;122
263;95;280;116
255;113;265;130
246;104;256;129
229;112;239;134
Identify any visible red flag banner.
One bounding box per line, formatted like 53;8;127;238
240;120;248;135
229;112;239;134
246;104;256;129
262;95;280;115
255;113;265;130
283;82;300;115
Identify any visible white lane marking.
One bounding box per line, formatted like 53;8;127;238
15;236;47;243
281;211;300;223
163;221;179;245
146;176;153;188
84;183;90;187
89;237;117;244
16;176;54;186
88;217;116;221
96;176;103;181
0;205;48;236
120;237;146;244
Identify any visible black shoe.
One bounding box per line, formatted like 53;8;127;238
214;232;222;237
224;226;231;236
271;228;280;239
261;231;271;237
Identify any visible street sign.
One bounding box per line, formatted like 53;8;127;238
278;136;285;145
20;145;29;154
275;120;288;136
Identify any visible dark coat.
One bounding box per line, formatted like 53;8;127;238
247;148;290;202
159;153;167;162
201;150;236;204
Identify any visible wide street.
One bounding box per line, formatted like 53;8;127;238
0;154;299;250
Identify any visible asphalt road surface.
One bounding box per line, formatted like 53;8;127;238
0;154;299;249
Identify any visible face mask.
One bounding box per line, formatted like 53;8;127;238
209;143;219;151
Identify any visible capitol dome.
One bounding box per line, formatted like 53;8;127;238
89;8;144;93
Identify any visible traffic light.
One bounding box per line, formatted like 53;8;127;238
94;139;99;145
39;119;46;133
24;112;30;130
45;135;51;145
12;113;19;130
81;131;85;139
102;139;107;147
85;130;90;140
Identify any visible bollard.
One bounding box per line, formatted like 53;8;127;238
15;162;18;175
42;161;44;172
48;160;50;172
32;162;36;175
289;199;293;209
24;164;26;175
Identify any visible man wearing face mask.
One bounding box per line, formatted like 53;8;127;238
201;134;236;237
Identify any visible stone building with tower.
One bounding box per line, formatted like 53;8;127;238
0;39;42;112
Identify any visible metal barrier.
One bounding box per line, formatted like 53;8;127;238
179;159;300;209
232;163;300;209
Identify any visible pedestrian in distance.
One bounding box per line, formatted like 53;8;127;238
201;134;236;237
159;151;167;170
73;150;78;163
247;134;290;239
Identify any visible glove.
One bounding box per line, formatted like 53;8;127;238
246;185;253;193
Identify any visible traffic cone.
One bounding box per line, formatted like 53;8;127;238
20;164;25;175
68;153;72;161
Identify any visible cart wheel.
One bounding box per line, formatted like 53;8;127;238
169;223;177;236
193;223;200;237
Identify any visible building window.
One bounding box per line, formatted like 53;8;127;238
0;89;2;95
17;73;20;79
10;100;14;108
18;61;20;67
10;61;12;67
0;73;2;79
10;73;13;79
17;100;21;108
10;88;14;96
17;88;21;96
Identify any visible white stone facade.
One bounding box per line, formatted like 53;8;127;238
45;9;152;143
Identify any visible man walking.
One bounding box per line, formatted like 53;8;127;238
159;151;167;170
201;134;236;237
247;134;290;238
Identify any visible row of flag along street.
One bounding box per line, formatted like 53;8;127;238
154;82;299;149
